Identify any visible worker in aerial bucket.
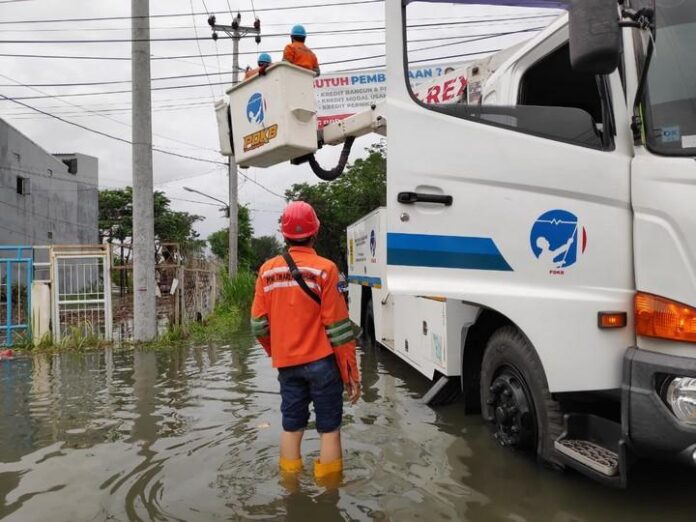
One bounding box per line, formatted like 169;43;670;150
244;53;272;80
250;201;361;485
283;24;320;76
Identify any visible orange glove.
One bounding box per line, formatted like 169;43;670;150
334;344;361;403
258;336;271;357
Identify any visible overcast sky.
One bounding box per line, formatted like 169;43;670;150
0;0;559;241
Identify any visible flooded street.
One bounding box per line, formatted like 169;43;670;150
0;333;694;521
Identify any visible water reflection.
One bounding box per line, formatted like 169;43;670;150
0;336;694;521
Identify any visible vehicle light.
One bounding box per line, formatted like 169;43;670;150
597;312;627;329
665;377;696;425
635;293;696;343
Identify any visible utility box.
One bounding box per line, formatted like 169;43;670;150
226;63;318;168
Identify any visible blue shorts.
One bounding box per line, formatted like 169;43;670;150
278;355;344;433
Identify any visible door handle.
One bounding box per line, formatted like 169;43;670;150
397;191;453;206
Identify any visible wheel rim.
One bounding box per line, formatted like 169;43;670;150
486;365;537;449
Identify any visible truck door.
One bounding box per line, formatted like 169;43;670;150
629;2;696;354
385;2;635;393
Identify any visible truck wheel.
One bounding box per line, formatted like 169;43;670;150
480;326;563;465
361;297;377;350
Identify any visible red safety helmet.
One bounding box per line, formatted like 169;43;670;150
281;201;320;239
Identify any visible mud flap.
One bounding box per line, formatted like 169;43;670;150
422;376;461;406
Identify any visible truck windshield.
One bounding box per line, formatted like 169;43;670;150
644;2;696;156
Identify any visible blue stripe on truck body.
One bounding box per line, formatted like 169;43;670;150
387;233;512;272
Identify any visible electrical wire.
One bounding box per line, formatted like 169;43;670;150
0;0;385;25
0;15;556;44
189;0;216;100
0;199;96;230
0;12;555;33
0;72;218;152
0;27;541;62
0;26;542;91
0;94;287;200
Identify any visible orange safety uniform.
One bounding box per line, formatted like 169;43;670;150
283;41;319;72
251;246;356;370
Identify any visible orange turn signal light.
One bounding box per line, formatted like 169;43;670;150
598;312;627;329
635;292;696;344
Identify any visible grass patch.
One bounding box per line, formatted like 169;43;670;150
139;270;254;348
218;270;255;314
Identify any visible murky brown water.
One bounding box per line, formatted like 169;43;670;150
0;333;694;521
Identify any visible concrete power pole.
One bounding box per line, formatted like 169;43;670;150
209;13;260;278
131;0;157;341
228;35;239;278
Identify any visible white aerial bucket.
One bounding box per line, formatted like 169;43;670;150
227;63;318;168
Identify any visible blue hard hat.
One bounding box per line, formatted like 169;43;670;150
290;24;306;38
258;53;272;65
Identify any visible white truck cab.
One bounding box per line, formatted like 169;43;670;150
347;0;696;486
222;0;696;487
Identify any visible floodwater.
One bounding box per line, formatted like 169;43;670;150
0;333;694;521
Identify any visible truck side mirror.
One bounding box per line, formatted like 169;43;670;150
568;0;620;74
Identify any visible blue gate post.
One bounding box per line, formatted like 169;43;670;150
0;246;33;347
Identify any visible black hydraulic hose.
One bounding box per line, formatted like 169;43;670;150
308;136;355;181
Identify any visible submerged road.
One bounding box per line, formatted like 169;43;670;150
0;333;693;521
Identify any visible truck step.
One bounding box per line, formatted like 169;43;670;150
554;439;618;477
554;413;629;488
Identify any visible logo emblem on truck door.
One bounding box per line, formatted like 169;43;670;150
246;92;266;124
530;210;587;274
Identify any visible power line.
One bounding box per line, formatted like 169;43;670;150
0;0;384;25
0;12;555;33
0;15;555;44
0;94;287;200
0;29;531;62
0;199;96;230
0;26;541;92
189;0;216;99
168;196;223;207
0;72;218;152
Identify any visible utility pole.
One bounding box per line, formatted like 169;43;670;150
209;13;260;278
132;0;156;341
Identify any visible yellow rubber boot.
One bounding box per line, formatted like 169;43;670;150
279;457;302;492
279;457;303;473
314;458;343;488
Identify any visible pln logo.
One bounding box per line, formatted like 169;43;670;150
530;210;587;273
369;229;377;258
246;92;266;124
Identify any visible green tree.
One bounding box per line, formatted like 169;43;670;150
284;142;386;268
98;187;204;253
98;187;133;243
207;206;254;269
251;235;283;270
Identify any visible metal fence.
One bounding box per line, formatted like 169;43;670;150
110;242;220;336
51;245;112;343
0;246;32;347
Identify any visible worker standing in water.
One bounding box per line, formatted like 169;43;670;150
250;201;360;485
244;53;272;80
283;25;320;76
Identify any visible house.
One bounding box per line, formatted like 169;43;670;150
0;118;99;245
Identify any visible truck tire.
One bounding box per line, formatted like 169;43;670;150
361;297;377;350
480;326;563;466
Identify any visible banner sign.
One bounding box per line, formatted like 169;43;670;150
314;64;464;127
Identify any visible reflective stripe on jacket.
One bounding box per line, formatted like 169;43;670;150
282;41;319;71
250;246;355;368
